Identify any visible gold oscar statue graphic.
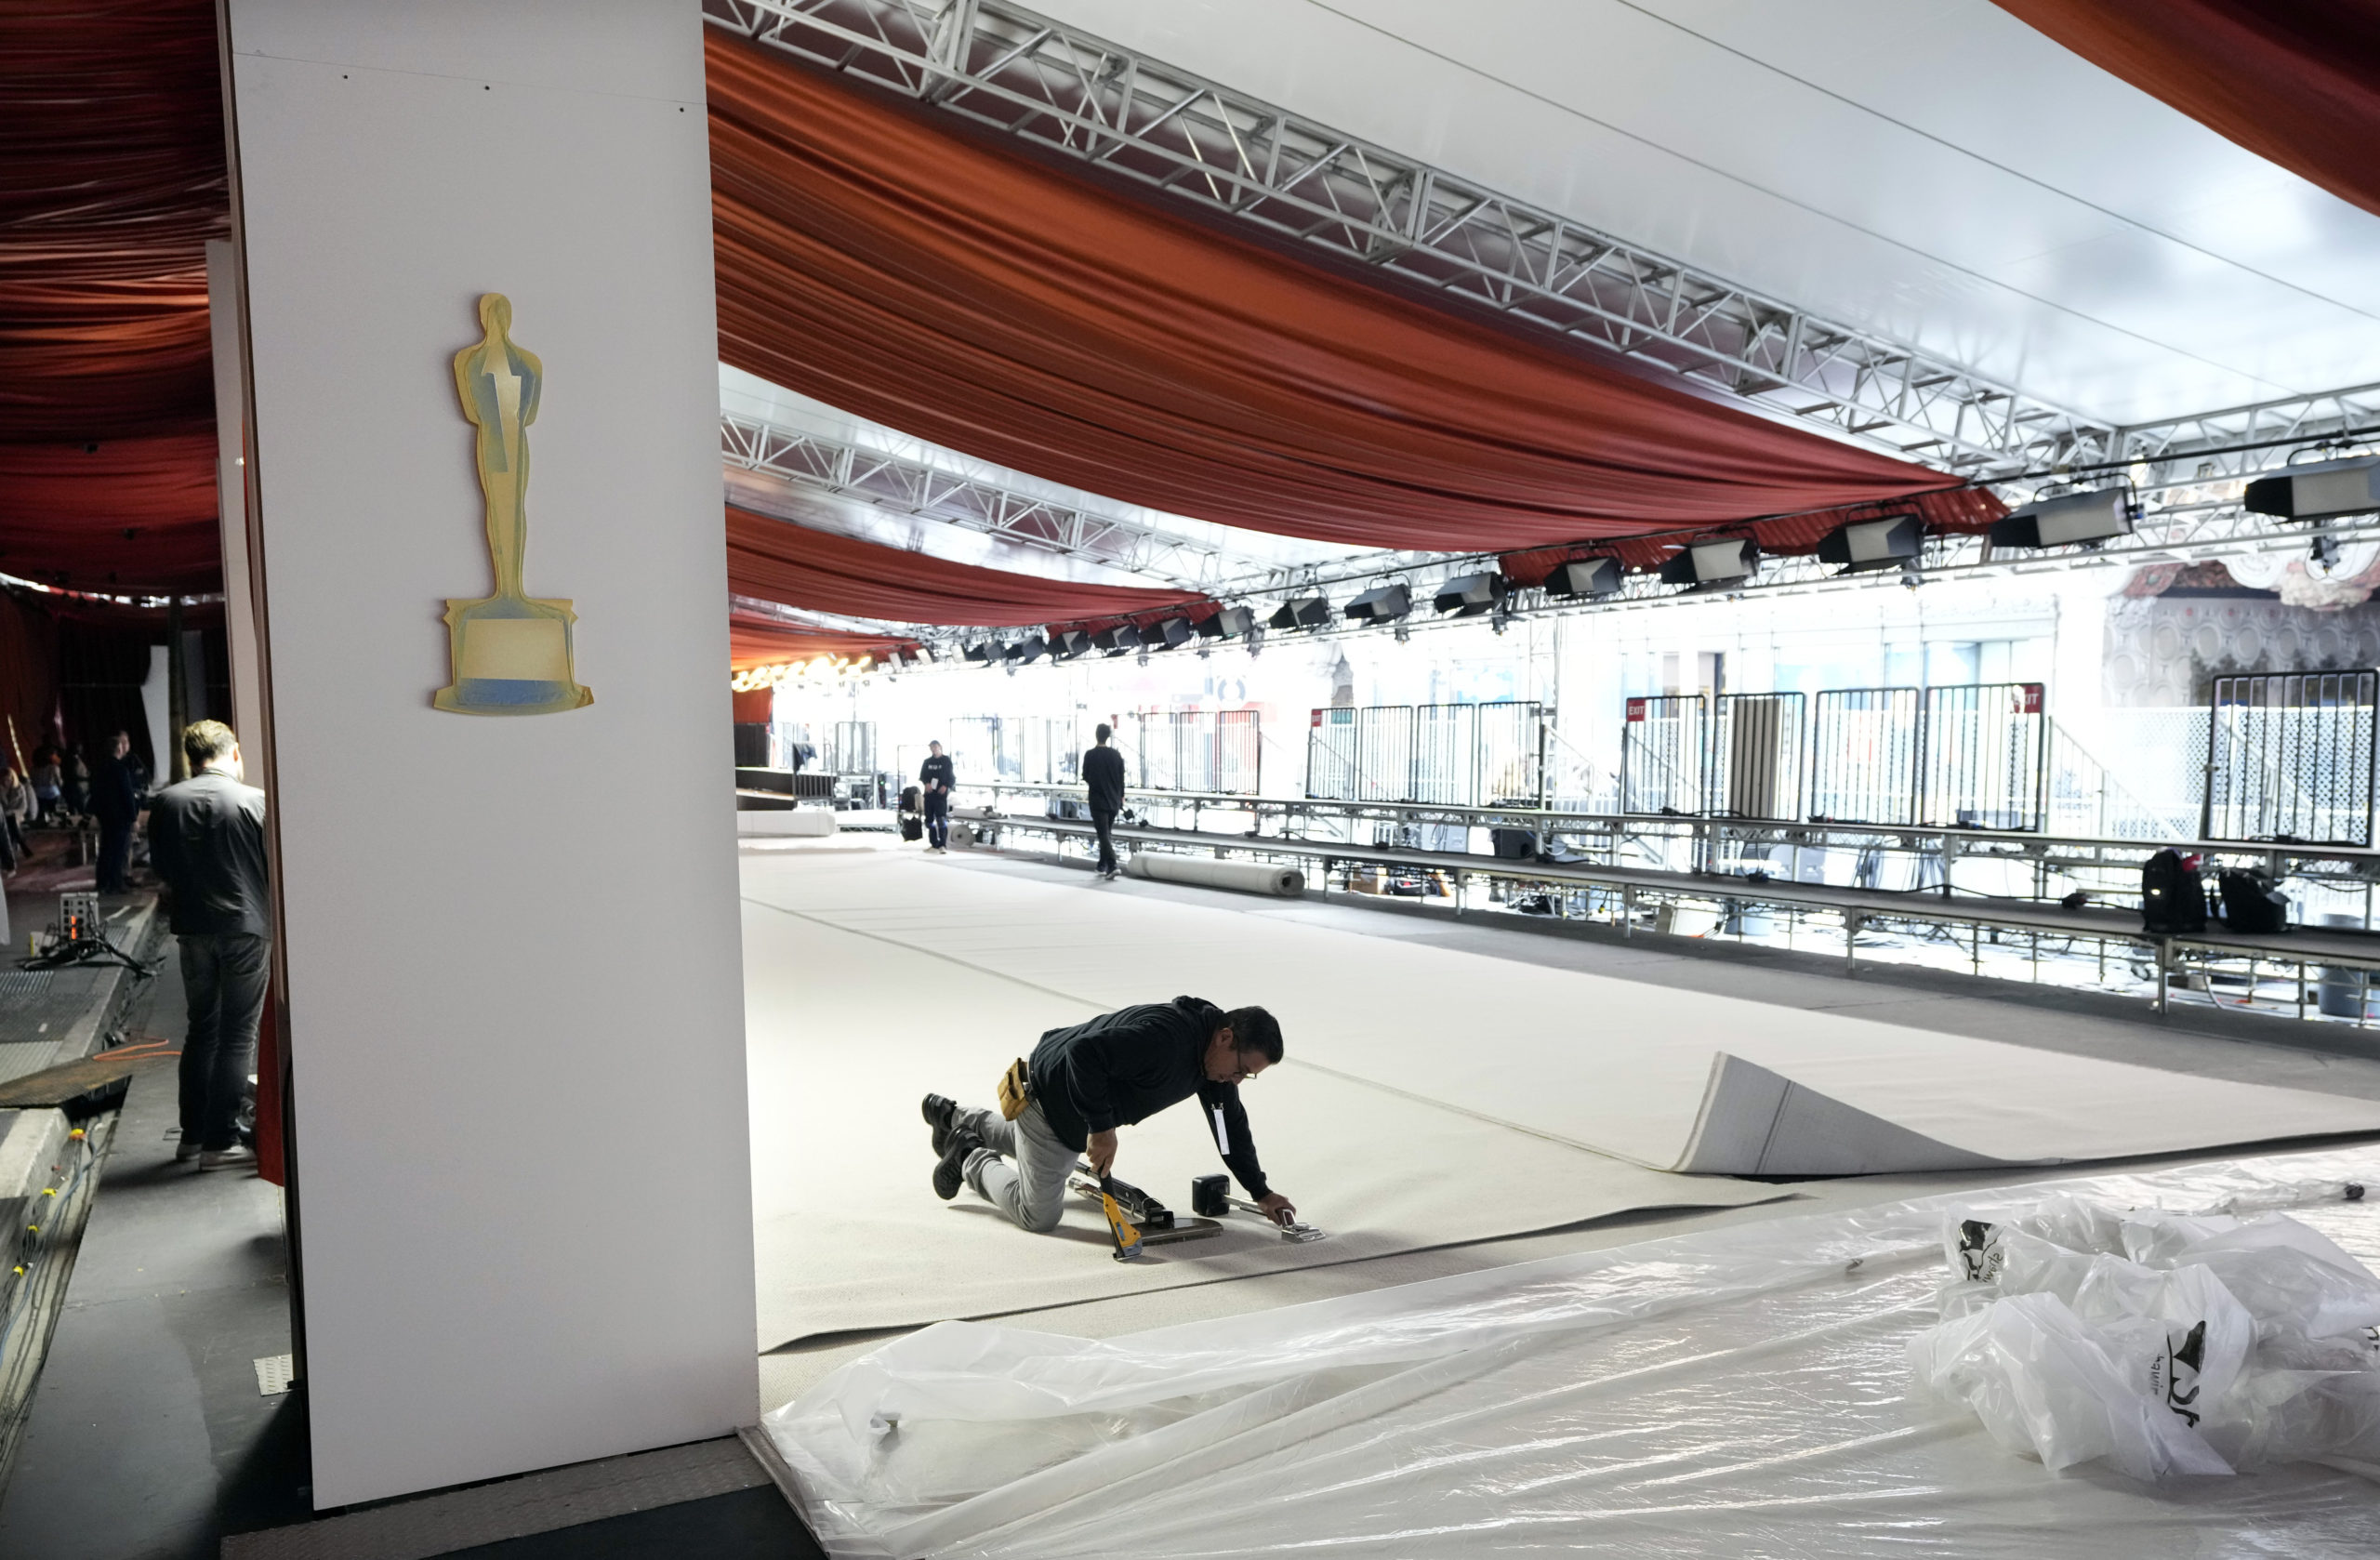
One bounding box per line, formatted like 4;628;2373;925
433;293;592;716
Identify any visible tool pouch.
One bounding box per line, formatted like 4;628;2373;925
996;1057;1031;1121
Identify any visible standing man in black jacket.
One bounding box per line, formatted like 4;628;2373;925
92;731;144;893
921;997;1296;1234
918;740;955;853
1083;722;1126;879
147;721;271;1170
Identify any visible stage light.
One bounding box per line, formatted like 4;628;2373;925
1990;487;2133;549
1659;536;1757;588
1196;604;1256;641
961;641;997;666
1048;628;1091;660
1817;514;1922;574
1543;556;1624;599
1091;624;1142;656
1268;596;1331;631
1149;616;1197;651
2246;456;2380;522
1005;635;1048;665
1343;584;1411;624
1432;572;1508;616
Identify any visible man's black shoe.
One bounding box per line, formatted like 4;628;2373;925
932;1127;984;1201
922;1092;960;1157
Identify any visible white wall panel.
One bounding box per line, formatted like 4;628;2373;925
223;0;753;1507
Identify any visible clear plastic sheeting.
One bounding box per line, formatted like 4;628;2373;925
1911;1196;2380;1482
763;1151;2380;1558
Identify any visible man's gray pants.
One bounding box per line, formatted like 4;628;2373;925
957;1100;1076;1233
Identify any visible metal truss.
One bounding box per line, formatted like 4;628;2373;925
722;410;1278;588
704;0;2112;478
2110;382;2380;492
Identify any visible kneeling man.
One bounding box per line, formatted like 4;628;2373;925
924;996;1295;1232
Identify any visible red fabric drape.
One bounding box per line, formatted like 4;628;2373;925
0;436;223;592
1995;1;2380;218
706;34;1964;555
729;612;918;671
727;508;1205;628
0;592;62;770
2;3;230;595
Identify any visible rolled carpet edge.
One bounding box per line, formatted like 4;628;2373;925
1123;852;1303;897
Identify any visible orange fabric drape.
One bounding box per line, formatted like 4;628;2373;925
706;33;1965;555
1995;1;2380;218
727;508;1205;628
729;612;917;672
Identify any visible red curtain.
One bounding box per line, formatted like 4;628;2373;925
727;508;1205;627
2;3;230;595
0;592;62;771
1995;1;2380;218
0;436;223;593
730;611;918;671
707;33;1964;556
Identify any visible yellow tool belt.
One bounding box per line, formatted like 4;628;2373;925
996;1057;1031;1121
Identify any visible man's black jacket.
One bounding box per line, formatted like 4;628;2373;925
919;754;955;795
1082;744;1126;813
1030;995;1271;1197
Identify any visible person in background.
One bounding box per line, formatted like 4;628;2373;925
0;767;27;870
1083;722;1126;880
919;739;955;853
29;749;61;822
147;721;271;1170
92;731;144;893
65;747;90;817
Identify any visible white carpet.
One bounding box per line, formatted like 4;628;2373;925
743;876;1778;1349
748;850;2380;1173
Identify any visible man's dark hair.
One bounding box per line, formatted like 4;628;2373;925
182;720;237;770
1224;1005;1283;1064
1095;722;1113;743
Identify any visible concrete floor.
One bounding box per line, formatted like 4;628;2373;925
0;948;303;1559
759;846;2380;1409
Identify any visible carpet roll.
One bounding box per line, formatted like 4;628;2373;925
1125;852;1302;896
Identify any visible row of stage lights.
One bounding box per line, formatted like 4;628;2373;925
731;653;875;693
746;456;2380;684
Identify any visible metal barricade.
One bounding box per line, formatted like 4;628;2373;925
1307;708;1359;800
830;721;877;779
1620;695;1705;815
1476;701;1546;806
2207;671;2379;846
1214;709;1262;796
1410;704;1476;805
1709;693;1802;820
945;716;1000;789
1808;688;1921;825
1921;682;2046;829
1356;706;1416;803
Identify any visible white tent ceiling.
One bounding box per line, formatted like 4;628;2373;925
1020;0;2380;428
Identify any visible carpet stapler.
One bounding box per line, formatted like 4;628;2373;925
1191;1174;1327;1243
1070;1167;1221;1262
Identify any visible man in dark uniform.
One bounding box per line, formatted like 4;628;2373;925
92;731;144;893
1083;721;1126;879
918;740;955;853
921;998;1296;1234
147;721;271;1170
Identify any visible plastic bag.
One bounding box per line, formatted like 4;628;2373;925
1918;1199;2380;1483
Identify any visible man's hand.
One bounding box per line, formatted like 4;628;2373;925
1087;1130;1118;1179
1256;1192;1297;1226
